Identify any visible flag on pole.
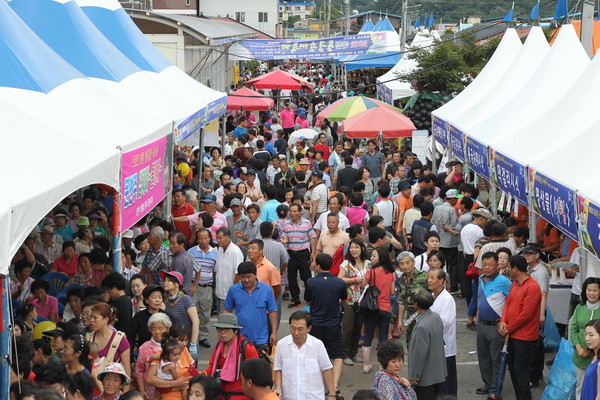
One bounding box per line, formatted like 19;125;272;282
503;2;515;22
529;1;540;20
413;17;421;28
554;0;568;20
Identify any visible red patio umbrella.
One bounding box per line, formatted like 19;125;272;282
245;70;313;91
343;107;416;138
227;87;274;111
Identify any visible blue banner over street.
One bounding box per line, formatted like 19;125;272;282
229;33;385;60
491;149;528;205
465;136;490;180
449;124;465;161
174;96;227;143
432;115;448;147
530;169;578;240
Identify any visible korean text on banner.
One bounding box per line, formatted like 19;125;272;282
121;137;168;231
530;169;578;240
465;136;490;180
491;149;528;205
432;115;448;147
228;33;382;61
577;196;600;257
449;124;465;161
175;97;227;144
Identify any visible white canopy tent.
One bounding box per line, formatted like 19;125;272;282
376;29;440;103
431;28;522;143
448;26;550;145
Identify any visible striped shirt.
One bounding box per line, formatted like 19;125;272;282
262;239;290;270
144;244;170;285
187;246;218;285
280;218;316;251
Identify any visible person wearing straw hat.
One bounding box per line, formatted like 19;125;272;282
203;313;260;400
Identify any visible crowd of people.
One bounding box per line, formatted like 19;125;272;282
6;64;599;400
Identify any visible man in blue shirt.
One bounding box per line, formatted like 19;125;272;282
259;184;281;222
475;252;512;398
304;254;347;396
224;261;278;349
361;139;385;181
233;116;248;139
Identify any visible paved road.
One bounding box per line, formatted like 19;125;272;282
197;290;550;399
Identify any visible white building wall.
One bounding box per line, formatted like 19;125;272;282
199;0;278;37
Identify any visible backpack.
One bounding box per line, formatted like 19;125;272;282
238;335;271;364
330;243;347;277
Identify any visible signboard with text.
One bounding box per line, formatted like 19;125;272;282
530;169;578;240
449;124;465;161
229;33;385;60
432;115;448;148
465;136;490;180
490;149;528;205
120;136;169;231
577;195;600;257
175;97;227;143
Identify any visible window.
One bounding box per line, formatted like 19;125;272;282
295;6;300;10
259;12;268;22
185;0;190;5
235;12;245;22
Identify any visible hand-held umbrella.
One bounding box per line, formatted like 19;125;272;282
495;334;510;399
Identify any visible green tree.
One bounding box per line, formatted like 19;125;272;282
398;34;499;96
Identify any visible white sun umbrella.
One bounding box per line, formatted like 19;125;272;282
288;128;321;148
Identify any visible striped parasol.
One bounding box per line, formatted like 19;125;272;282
316;96;402;122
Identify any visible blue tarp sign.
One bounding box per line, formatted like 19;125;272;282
229;33;383;61
531;169;578;240
377;82;393;105
578;196;600;257
465;136;490;180
491;149;528;205
432;115;448;147
175;96;227;143
449;124;465;161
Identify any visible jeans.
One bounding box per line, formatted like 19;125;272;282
441;247;460;292
507;338;536;400
363;310;392;347
468;279;478;318
287;249;311;303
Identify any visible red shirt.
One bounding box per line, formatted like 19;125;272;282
52;254;80;277
501;276;541;341
172;203;196;241
365;267;395;313
314;143;331;160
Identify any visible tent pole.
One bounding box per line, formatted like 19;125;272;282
527;175;537;243
582;247;589;280
221;114;227;158
199;128;205;198
490;183;498;219
0;276;10;398
112;193;122;272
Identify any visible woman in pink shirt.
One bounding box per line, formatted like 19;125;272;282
29;279;59;322
346;193;369;233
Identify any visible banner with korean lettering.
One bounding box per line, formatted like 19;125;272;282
449;124;465;161
229;33;384;61
490;149;528;205
432;115;448;148
577;195;600;257
530;169;578;240
121;136;168;231
175;96;227;144
465;136;490;180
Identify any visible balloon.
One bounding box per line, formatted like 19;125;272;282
177;163;190;177
33;321;56;340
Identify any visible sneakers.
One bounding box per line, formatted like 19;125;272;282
288;301;302;309
343;358;354;366
467;322;477;331
351;356;363;363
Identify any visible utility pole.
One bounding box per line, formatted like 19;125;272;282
581;0;595;56
400;0;408;52
326;0;331;37
344;0;350;35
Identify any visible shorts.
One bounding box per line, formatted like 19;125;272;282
310;325;345;359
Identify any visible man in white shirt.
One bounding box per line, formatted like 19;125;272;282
274;310;336;400
214;227;244;313
313;194;349;237
460;207;490;314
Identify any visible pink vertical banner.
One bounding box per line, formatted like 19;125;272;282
120;137;168;231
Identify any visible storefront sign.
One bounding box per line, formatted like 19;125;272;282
465;136;490;180
432;115;448;148
449;124;465;161
577;196;600;257
491;149;527;205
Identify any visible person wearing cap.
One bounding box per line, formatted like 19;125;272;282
199;195;229;240
499;255;542;400
188;228;219;349
295;111;310;129
432;188;462;294
53;212;75;243
50;241;79;278
96;362;131;400
224;261;278;349
203;313;260;400
172;189;197;243
521;242;550;388
37;226;62;264
161;270;200;359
